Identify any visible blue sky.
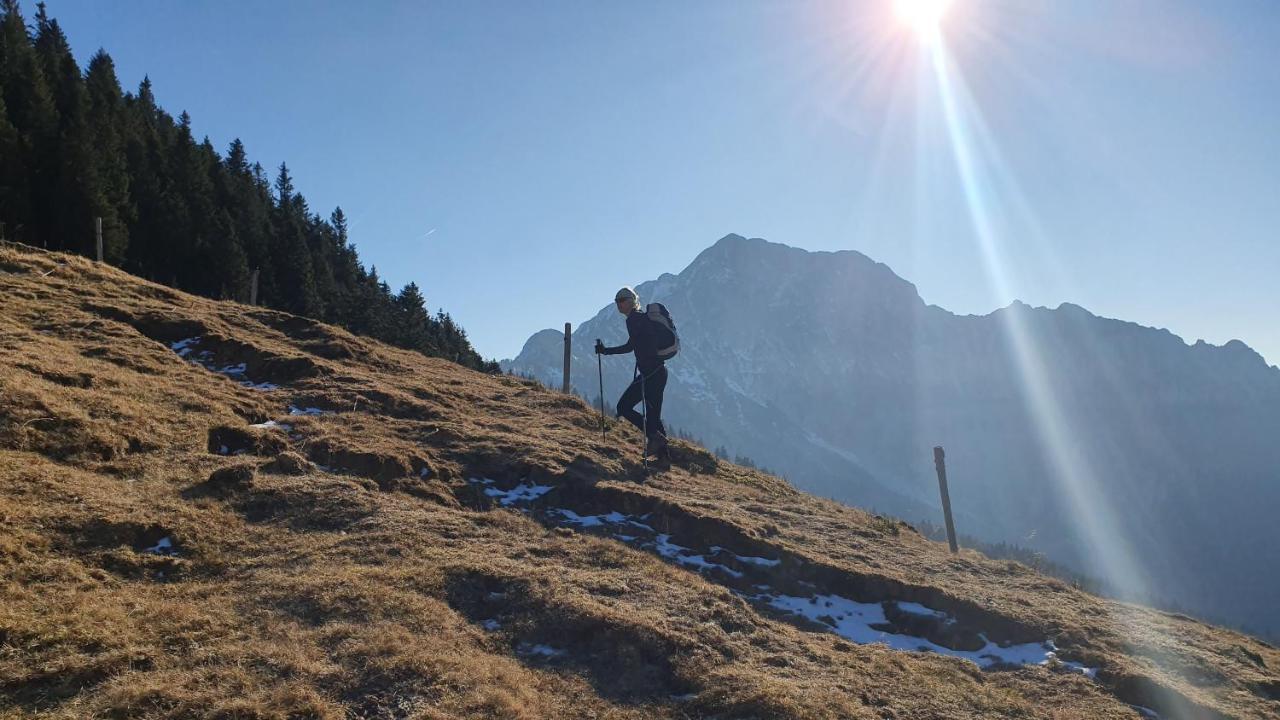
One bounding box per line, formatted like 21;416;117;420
38;0;1280;364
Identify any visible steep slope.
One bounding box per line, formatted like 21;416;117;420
505;234;1280;640
2;243;1278;719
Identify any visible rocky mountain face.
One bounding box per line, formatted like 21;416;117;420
506;234;1280;640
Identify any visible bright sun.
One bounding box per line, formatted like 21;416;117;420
893;0;955;34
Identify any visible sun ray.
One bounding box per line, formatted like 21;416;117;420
923;34;1154;606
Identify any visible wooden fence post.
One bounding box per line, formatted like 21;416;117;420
95;217;103;262
562;322;572;393
933;446;959;553
249;268;260;306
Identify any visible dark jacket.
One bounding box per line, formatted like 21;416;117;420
602;309;663;373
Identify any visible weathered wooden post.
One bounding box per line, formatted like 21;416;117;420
562;322;572;393
249;268;260;306
933;446;959;553
95;217;103;262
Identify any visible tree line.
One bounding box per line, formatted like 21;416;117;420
0;1;497;372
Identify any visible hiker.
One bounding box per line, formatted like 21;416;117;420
595;286;675;461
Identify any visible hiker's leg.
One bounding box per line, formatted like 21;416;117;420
644;366;668;439
615;376;646;433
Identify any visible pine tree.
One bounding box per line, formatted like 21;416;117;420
271;163;319;315
34;6;113;257
0;0;57;245
393;282;437;354
84;50;131;262
219;140;272;303
122;76;176;279
273;161;294;206
0;94;21;234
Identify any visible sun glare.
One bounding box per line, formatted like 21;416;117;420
893;0;954;35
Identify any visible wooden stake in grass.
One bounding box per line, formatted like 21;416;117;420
95;217;103;262
934;446;959;553
597;342;606;440
250;268;260;306
563;322;572;393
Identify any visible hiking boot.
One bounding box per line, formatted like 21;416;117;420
645;433;669;459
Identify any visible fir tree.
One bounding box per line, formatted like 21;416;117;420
84;50;131;262
0;0;57;245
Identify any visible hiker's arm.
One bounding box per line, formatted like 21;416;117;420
600;338;632;355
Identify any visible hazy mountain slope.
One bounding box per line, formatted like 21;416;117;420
505;234;1280;641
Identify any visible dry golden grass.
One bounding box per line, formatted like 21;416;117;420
1;243;1277;719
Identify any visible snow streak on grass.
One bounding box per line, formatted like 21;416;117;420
170;337;280;391
483;482;1097;678
755;591;1095;676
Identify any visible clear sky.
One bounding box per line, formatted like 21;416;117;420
37;0;1280;364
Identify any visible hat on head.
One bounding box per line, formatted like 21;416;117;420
615;286;638;303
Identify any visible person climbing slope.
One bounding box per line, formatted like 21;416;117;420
595;286;679;463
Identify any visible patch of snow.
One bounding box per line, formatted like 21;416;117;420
169;338;279;391
517;643;563;658
216;362;248;376
650;535;744;578
468;478;496;485
896;601;947;619
143;537;177;556
734;553;780;567
544;511;775;580
249;420;292;431
758;591;1096;673
419;467;430;478
288;405;330;416
652;534;688;559
627;518;656;532
170;337;201;357
481;619;501;631
1055;656;1098;679
677;552;744;578
552;509;630;527
710;546;780;567
217;444;229;455
484;483;553;506
1131;705;1160;719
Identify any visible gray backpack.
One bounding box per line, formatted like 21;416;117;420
646;303;680;360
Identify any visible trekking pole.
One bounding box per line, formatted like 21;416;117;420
596;342;606;440
640;365;649;474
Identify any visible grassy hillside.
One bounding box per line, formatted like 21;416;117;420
1;243;1277;719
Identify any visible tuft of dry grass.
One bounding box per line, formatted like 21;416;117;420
2;243;1278;719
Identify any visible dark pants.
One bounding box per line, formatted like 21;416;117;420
617;365;667;440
